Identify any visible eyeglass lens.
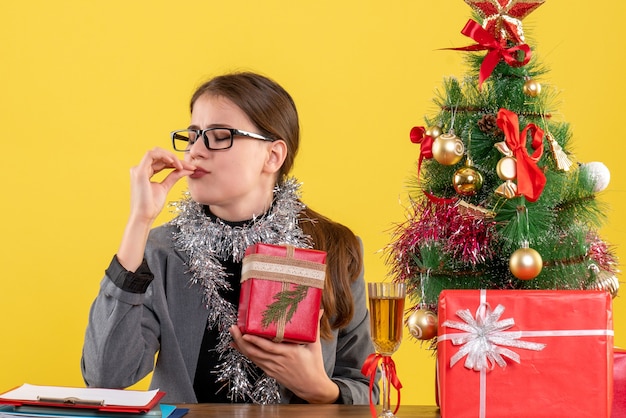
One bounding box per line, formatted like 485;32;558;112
173;129;233;151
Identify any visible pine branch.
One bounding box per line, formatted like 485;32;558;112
261;285;309;329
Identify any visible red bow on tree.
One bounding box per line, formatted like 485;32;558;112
410;126;434;178
496;108;546;202
361;353;402;418
448;20;531;89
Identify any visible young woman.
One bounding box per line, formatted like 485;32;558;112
81;72;377;405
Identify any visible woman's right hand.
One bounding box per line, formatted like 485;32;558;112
117;148;196;272
128;147;196;223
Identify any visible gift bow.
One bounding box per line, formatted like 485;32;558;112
410;126;434;178
361;353;402;418
442;302;546;371
496;108;546;202
448;19;531;89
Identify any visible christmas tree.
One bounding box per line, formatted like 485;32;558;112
387;0;620;342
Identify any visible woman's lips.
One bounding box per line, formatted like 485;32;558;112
189;168;208;179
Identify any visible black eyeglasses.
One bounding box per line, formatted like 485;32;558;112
171;128;276;151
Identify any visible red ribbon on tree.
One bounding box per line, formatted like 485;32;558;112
448;19;532;89
410;126;434;178
361;353;402;418
496;108;546;202
424;190;458;205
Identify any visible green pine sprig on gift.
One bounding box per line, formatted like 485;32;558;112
261;285;309;329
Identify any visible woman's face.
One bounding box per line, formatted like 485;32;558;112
185;94;281;221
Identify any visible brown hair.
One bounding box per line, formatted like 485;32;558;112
300;207;361;340
191;72;360;339
190;72;299;181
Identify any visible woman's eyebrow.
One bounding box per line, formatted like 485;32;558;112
187;123;234;129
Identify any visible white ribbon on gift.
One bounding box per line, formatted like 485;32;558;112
438;289;614;418
439;299;546;371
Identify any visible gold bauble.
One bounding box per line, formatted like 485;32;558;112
496;156;517;180
453;166;484;196
407;309;438;340
432;132;464;165
523;79;542;97
495;180;518;199
509;247;543;280
426;125;443;139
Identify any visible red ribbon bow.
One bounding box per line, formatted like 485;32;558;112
410;126;434;178
496;108;546;202
450;19;532;89
361;353;402;418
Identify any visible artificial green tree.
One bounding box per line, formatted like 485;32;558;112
387;0;619;339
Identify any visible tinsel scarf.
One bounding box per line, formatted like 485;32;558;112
169;178;311;403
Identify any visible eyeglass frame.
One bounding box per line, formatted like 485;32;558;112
170;127;277;151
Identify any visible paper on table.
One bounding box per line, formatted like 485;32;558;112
0;405;143;418
0;385;160;407
0;404;178;418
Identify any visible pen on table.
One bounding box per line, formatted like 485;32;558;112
37;396;105;406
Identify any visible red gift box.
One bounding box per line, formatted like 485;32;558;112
437;289;614;418
614;347;626;418
237;243;326;343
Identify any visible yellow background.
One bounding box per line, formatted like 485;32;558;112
1;0;624;405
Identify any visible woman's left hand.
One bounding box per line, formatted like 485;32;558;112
229;311;340;404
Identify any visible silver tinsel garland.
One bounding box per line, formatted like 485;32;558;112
169;178;311;403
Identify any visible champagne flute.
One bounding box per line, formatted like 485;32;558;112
368;282;406;418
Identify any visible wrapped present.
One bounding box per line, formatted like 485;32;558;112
614;347;626;418
237;243;326;343
437;289;614;418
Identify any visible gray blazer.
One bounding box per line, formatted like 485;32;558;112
81;224;378;404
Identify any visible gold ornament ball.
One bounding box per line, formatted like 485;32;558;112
453;166;484;196
509;247;543;280
432;133;464;165
523;79;542;97
407;309;438;340
426;125;443;139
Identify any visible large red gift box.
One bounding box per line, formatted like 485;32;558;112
237;243;326;343
437;289;614;418
613;347;626;418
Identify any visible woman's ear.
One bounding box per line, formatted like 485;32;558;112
264;140;288;174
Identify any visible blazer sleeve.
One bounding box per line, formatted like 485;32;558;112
81;255;161;389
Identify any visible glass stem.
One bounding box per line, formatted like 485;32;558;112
381;356;391;415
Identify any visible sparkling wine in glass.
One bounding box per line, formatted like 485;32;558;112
368;282;406;417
